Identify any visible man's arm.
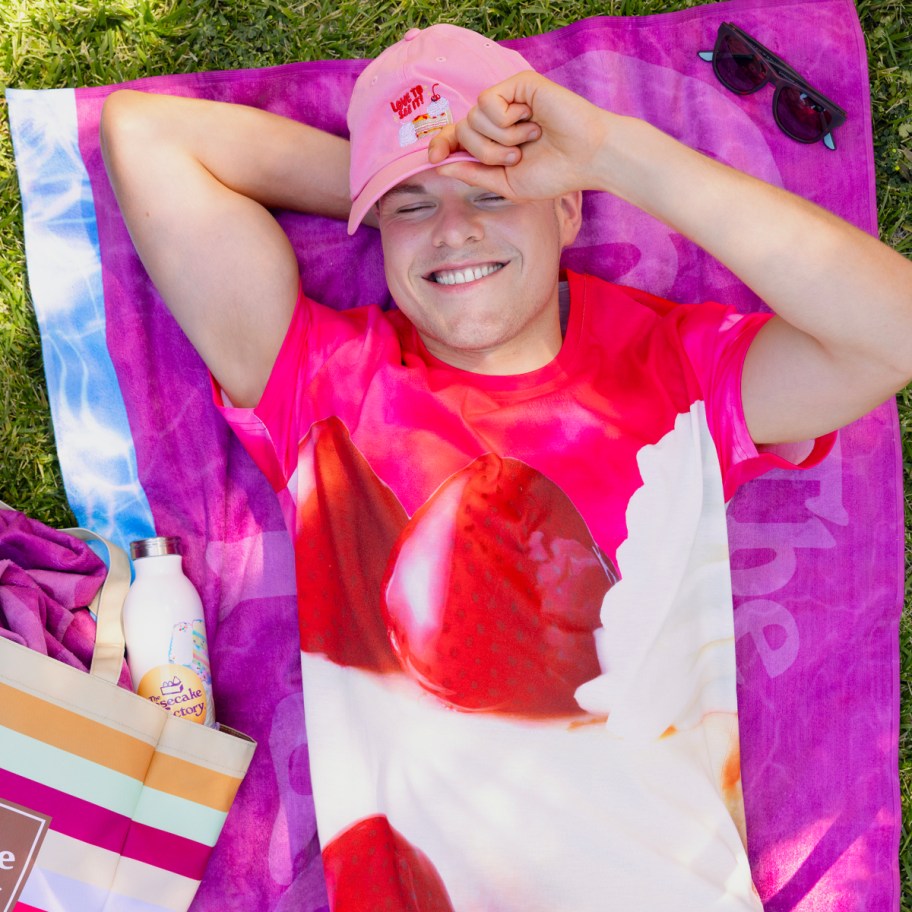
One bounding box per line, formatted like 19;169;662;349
100;90;353;407
430;73;912;445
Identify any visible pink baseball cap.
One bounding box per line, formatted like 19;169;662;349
346;24;534;234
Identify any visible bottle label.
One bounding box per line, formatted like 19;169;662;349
169;619;214;726
138;663;209;724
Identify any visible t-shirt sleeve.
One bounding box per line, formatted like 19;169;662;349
665;298;836;500
211;283;399;493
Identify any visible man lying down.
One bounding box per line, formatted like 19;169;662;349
100;23;912;911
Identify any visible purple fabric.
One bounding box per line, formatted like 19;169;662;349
68;0;900;909
0;507;105;670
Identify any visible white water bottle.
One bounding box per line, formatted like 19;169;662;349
123;536;216;727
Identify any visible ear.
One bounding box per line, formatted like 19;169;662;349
555;191;583;249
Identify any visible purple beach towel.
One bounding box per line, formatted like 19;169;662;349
7;0;901;909
0;508;106;671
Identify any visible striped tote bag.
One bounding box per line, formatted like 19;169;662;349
0;513;255;912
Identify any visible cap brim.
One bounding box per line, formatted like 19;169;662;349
347;148;478;235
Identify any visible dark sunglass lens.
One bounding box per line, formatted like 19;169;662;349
776;85;830;141
715;33;769;93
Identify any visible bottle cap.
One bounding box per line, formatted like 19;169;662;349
130;536;182;559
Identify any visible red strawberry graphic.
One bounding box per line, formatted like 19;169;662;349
382;454;617;715
295;417;406;672
322;815;455;912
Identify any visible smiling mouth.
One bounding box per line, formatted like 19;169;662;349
427;263;505;286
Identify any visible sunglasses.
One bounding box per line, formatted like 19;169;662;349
699;23;847;151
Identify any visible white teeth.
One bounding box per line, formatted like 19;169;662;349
432;263;503;285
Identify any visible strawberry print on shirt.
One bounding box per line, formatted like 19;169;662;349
216;271;833;912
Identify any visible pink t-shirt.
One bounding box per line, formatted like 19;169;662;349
217;271;832;911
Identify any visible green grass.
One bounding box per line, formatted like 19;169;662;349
1;0;910;903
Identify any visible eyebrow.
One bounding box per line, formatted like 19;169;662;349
379;182;428;203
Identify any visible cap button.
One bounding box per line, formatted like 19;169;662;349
403;28;421;41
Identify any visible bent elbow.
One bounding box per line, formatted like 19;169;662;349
100;89;132;151
99;89;156;173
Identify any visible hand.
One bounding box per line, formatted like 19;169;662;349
427;71;609;200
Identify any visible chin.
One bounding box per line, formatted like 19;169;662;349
434;321;512;351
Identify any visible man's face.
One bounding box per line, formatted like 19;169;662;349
377;169;581;375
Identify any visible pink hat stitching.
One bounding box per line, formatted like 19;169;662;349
346;24;534;234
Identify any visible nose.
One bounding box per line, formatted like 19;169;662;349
431;199;485;249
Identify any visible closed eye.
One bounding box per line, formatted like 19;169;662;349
377;187;435;219
475;193;510;208
397;203;433;213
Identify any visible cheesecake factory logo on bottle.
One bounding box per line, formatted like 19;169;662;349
135;619;214;725
138;663;209;723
